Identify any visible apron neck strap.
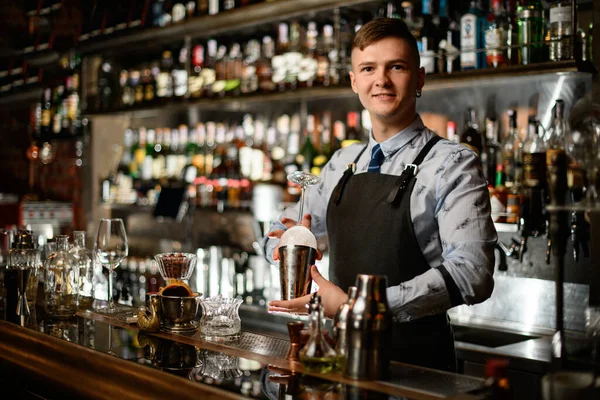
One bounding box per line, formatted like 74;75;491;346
387;135;443;204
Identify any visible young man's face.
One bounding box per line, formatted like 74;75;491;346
349;37;424;128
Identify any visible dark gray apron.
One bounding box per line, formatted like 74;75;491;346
326;135;459;372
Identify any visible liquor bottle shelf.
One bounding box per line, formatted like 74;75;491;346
81;61;584;118
76;0;375;57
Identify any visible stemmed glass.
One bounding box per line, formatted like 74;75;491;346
278;171;321;302
95;218;128;312
278;171;321;249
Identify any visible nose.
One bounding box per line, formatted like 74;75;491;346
374;68;391;87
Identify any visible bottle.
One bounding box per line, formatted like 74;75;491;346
342;111;361;148
240;39;259;94
69;231;97;310
490;164;508;223
517;0;545;65
189;42;205;98
460;108;483;155
257;36;275;93
64;74;81;136
272;23;290;92
298;21;319;88
299;294;337;373
549;1;573;61
522;116;547;190
502;109;522;190
44;235;79;317
298;115;317;173
546;99;567;160
52;85;65;135
460;1;487;70
482;117;500;185
485;0;508;68
40;88;52;137
225;42;243;95
202;39;218;97
172;42;189;98
156;50;174;100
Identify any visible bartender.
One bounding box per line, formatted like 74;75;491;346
263;18;497;372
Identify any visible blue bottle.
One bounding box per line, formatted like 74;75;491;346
460;0;488;70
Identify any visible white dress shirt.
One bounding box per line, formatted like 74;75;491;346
265;115;497;322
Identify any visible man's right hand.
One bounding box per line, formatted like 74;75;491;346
267;213;322;261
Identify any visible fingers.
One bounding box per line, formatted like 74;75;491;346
267;229;285;239
273;248;280;261
281;217;298;229
310;265;326;285
269;294;312;314
301;213;312;230
316;249;323;260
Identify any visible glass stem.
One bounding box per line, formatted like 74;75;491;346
298;186;305;223
107;267;114;309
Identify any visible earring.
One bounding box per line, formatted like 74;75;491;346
416;89;422;98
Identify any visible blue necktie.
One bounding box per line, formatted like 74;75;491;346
367;144;385;173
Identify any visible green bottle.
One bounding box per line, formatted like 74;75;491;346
517;0;545;65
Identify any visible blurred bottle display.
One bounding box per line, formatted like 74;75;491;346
5;0;594;102
105;109;368;207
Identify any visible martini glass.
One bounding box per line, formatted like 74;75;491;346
278;171;320;301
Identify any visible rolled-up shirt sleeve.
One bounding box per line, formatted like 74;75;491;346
386;148;497;322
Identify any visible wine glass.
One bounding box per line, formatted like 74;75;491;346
567;94;600;208
95;218;128;312
278;171;321;249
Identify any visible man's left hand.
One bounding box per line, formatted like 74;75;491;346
268;265;348;318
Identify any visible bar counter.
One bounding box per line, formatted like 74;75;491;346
0;306;485;400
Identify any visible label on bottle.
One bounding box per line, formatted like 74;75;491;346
172;69;188;97
208;0;219;15
298;57;318;82
485;28;506;66
506;193;521;224
67;94;78;120
271;55;287;84
550;6;571;24
460;13;477;69
156;72;171;97
523;152;546;188
172;3;186;22
41;110;51;127
285;51;303;84
145;85;155;102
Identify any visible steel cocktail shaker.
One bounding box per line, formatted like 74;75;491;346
344;274;392;380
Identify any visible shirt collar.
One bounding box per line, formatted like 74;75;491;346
368;114;426;159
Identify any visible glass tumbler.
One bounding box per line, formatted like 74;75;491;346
199;295;243;338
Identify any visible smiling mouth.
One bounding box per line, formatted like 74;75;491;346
373;93;396;97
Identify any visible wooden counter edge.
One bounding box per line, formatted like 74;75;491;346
0;320;246;400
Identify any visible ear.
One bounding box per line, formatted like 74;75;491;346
349;71;358;94
417;67;425;91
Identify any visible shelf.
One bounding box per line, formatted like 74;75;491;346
83;62;585;118
77;0;376;57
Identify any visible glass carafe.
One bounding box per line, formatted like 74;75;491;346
45;235;79;317
69;231;98;310
299;294;337;373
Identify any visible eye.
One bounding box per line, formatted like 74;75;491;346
391;64;405;71
361;66;374;72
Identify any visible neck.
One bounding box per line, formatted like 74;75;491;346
371;112;418;142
